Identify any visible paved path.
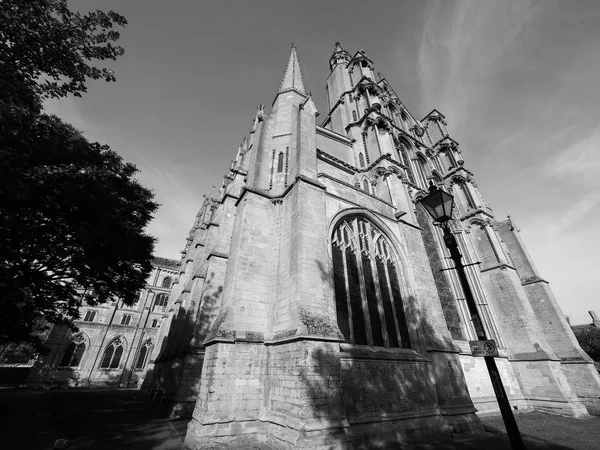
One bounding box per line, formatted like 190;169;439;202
0;388;599;449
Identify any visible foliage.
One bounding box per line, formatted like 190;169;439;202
573;326;600;363
0;0;127;101
0;1;158;351
0;113;158;349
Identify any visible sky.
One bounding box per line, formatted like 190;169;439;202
45;0;600;325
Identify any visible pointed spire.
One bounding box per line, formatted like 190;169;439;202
277;44;307;95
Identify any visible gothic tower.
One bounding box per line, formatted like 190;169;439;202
148;43;600;449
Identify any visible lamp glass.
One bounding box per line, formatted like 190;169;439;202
420;188;454;223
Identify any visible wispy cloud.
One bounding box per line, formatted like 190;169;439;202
544;131;600;186
417;0;539;130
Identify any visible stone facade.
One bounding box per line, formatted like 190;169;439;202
16;257;180;387
146;43;600;448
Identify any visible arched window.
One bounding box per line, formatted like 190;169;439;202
455;181;475;210
397;141;416;185
400;111;409;131
362;179;370;192
416;154;429;188
59;335;86;367
151;318;159;328
100;337;124;369
352;110;357;122
161;276;172;289
154;294;169;313
331;216;411;348
277;152;284;173
358;153;365;168
134;340;153;370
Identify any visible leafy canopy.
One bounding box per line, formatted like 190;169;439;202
0;1;159;350
573;326;600;363
0;0;127;100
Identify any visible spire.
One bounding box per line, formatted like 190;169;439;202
277;44;307;95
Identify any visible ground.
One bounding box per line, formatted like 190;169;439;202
0;388;598;449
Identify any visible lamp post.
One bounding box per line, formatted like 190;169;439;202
419;181;525;450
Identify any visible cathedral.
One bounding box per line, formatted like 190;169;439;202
141;43;600;449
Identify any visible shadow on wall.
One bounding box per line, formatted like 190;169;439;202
144;270;223;404
299;261;575;449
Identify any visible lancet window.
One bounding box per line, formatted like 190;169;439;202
416;154;429;188
100;337;124;369
161;276;172;288
331;217;411;348
58;335;86;367
397;141;416;185
362;179;370;192
277;152;284;173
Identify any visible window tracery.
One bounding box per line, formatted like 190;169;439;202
331;217;411;348
154;294;169;312
58;334;86;367
100;337;124;369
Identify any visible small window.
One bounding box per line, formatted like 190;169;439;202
100;338;124;369
277;152;284;173
151;319;159;328
161;277;172;289
352;110;357;122
362;179;370;192
120;314;132;326
59;339;86;367
83;310;96;322
154;294;169;313
349;94;353;103
359;153;365;167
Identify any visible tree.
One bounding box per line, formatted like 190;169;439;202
0;0;127;101
0;1;158;351
573;326;600;364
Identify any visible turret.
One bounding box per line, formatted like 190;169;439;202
246;44;317;194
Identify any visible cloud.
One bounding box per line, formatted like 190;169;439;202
544;131;600;186
417;0;539;130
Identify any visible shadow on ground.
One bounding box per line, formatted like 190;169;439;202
0;388;186;450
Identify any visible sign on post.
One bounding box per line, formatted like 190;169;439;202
469;339;499;357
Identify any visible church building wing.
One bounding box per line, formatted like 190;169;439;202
147;43;600;449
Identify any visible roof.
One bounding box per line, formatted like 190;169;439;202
152;257;180;270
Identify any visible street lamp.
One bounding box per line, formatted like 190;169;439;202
419;181;526;450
